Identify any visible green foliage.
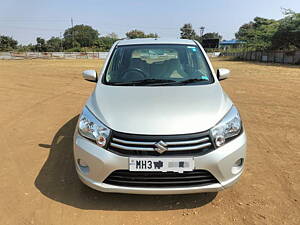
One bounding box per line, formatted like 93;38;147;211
126;30;145;39
194;35;203;44
64;47;84;52
0;35;18;51
202;32;222;40
180;24;210;43
94;36;118;51
36;37;47;52
63;24;99;49
2;13;298;53
180;23;197;39
126;29;158;39
15;44;35;52
235;11;300;50
272;11;300;49
46;37;63;52
146;33;159;38
235;17;279;50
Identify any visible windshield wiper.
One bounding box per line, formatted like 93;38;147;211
174;78;209;85
108;79;177;86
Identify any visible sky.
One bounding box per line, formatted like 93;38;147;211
0;0;299;45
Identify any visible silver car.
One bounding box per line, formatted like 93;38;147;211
74;38;247;194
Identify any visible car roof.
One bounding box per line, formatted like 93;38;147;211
117;38;197;46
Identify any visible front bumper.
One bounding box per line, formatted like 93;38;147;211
73;130;247;195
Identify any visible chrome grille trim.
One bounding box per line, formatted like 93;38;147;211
112;138;155;146
110;142;212;151
112;137;210;146
110;143;153;151
108;131;214;156
167;142;212;151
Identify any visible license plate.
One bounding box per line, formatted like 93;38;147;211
129;158;194;173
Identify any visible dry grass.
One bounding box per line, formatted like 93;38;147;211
0;58;299;225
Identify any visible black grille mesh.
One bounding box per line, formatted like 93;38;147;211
104;170;219;188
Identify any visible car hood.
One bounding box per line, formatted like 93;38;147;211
86;83;232;135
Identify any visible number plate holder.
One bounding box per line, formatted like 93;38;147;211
129;158;194;173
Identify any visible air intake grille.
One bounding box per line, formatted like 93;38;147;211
108;130;214;156
104;170;219;188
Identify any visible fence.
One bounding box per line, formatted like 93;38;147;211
222;50;300;65
0;52;109;60
2;51;300;65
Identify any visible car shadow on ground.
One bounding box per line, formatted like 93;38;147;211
35;115;217;211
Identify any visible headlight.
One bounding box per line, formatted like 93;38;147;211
210;106;242;147
78;107;111;147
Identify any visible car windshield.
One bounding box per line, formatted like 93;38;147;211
104;44;214;86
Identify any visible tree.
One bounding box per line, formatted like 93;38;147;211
236;12;300;50
272;10;300;49
126;29;158;39
36;37;47;52
126;30;145;39
145;33;159;38
235;17;279;50
17;44;35;52
94;36;119;51
0;35;18;51
63;24;99;49
180;23;197;39
202;32;222;40
235;22;254;40
46;37;63;52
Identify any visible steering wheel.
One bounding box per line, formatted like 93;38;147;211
121;68;147;81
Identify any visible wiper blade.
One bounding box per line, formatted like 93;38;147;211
108;79;176;86
174;78;209;85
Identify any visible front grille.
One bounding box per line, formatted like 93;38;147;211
108;130;214;156
104;170;219;188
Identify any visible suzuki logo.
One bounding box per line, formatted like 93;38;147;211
154;140;168;154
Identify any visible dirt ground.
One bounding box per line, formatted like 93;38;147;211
0;58;299;225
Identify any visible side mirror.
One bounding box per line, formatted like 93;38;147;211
217;68;230;81
82;70;97;82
